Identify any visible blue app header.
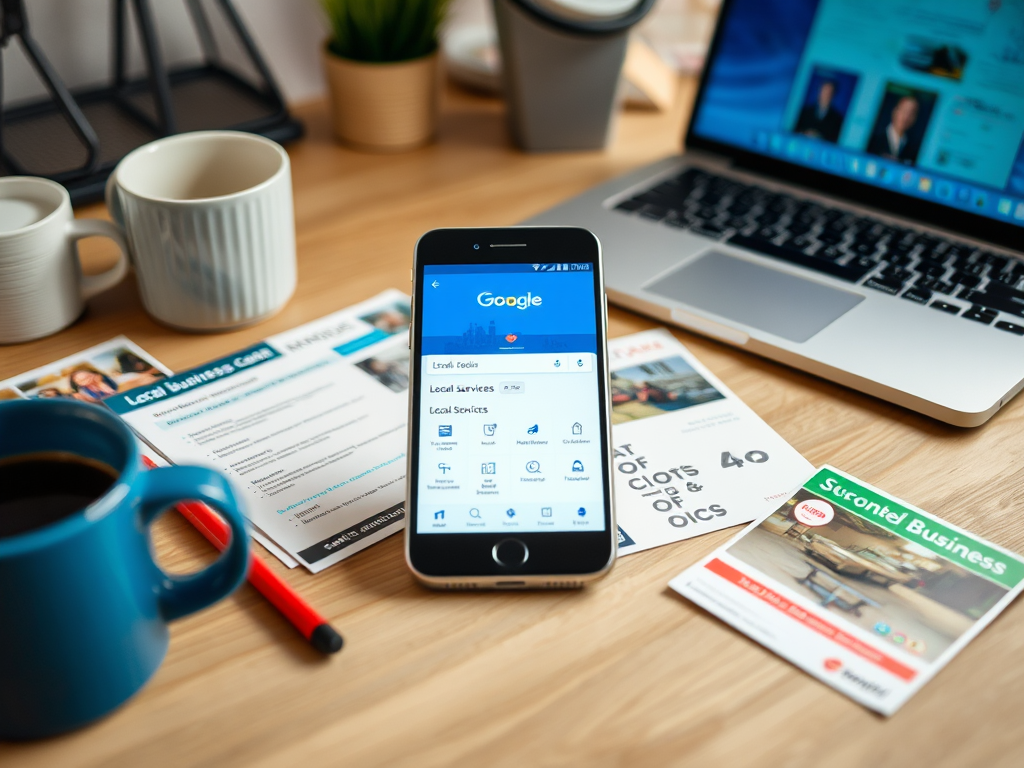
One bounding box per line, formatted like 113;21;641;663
420;264;597;355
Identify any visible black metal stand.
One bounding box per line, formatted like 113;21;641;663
0;0;303;205
0;0;101;181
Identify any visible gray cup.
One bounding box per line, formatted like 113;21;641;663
493;0;656;151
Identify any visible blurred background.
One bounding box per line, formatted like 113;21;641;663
0;0;718;109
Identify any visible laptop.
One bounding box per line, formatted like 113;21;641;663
525;0;1024;427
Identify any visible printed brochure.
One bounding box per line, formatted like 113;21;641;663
609;329;812;555
0;335;292;565
1;290;411;574
669;465;1024;715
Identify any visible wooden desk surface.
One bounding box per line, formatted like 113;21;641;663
3;83;1024;767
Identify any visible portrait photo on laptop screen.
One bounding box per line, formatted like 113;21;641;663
690;0;1024;228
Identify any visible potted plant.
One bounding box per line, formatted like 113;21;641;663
320;0;450;151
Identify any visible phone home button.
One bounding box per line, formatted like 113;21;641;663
492;538;529;567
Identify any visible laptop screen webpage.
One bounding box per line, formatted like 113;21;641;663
689;0;1024;228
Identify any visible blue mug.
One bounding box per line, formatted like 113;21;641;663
0;399;249;740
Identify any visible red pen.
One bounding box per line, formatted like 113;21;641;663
141;455;343;654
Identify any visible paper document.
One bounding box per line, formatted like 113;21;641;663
670;466;1024;715
1;291;413;573
104;290;412;573
0;336;297;565
609;329;811;555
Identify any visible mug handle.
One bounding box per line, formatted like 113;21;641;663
67;218;130;300
104;167;126;230
138;466;251;622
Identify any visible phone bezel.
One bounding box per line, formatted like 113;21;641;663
405;227;616;585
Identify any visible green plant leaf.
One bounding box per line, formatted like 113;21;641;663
321;0;450;63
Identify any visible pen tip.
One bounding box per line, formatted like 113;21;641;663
310;623;344;654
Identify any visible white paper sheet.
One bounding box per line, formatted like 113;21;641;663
103;291;412;573
608;329;812;555
0;337;306;565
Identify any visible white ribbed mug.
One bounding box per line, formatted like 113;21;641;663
105;131;297;332
0;177;129;344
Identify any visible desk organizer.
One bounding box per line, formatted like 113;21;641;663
493;0;656;151
0;0;302;205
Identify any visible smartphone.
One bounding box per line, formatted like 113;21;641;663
405;227;616;589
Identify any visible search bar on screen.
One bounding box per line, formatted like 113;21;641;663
424;353;593;375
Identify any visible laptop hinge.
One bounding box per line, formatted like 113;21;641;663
680;148;733;170
676;156;1022;258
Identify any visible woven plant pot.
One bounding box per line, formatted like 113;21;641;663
323;48;439;151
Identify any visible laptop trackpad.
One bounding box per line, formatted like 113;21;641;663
645;250;864;343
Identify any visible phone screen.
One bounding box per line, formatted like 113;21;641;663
415;261;606;535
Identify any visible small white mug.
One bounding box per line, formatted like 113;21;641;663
106;131;297;332
0;177;129;345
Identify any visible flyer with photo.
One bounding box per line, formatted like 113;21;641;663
0;338;302;566
670;466;1024;715
2;337;168;404
105;290;412;573
0;290;413;574
609;329;812;555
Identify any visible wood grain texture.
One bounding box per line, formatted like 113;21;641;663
3;82;1024;767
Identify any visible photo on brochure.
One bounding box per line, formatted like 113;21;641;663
610;355;724;423
865;82;938;166
358;300;411;336
792;65;859;144
726;487;1009;663
13;344;166;404
354;345;410;393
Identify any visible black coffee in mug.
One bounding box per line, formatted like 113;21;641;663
1;399;250;740
0;452;118;539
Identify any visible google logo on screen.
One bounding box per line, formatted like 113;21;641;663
477;292;542;309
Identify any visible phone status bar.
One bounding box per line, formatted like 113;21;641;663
536;263;590;272
424;263;592;274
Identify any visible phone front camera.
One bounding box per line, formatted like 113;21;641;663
473;244;480;250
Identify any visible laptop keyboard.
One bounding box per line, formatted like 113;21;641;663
614;168;1024;337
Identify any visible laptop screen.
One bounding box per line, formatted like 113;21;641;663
689;0;1024;229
